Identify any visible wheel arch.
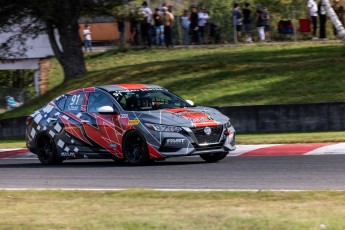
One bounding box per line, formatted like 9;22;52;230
121;129;147;149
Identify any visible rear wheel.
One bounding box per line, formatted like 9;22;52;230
36;134;63;165
199;152;228;163
122;131;150;166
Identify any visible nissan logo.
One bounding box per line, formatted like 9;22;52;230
204;127;212;135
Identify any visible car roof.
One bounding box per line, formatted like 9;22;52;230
96;84;165;92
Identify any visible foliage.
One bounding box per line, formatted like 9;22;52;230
0;70;37;108
0;0;123;80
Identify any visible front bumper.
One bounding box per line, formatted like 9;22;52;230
145;124;236;157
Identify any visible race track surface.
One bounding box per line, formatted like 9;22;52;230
2;143;345;190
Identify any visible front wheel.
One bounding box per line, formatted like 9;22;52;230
199;152;228;163
122;131;150;166
36;134;63;165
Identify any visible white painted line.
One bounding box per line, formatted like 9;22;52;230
1;188;345;192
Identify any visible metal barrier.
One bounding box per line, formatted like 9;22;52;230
1;102;345;138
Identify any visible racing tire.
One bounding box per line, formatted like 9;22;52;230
199;152;228;163
36;134;63;165
122;130;151;166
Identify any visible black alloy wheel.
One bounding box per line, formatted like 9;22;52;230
36;134;63;165
123;131;150;166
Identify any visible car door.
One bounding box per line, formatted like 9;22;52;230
80;91;124;158
54;92;96;157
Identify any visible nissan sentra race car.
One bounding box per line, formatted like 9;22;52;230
26;84;236;165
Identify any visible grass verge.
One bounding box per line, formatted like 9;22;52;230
236;130;345;144
0;138;26;149
1;42;345;119
0;190;345;230
2;130;345;149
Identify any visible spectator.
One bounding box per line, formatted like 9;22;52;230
232;3;243;42
83;25;92;52
242;3;253;43
308;0;318;40
117;16;126;46
138;1;152;47
5;96;22;110
318;0;328;40
332;0;345;35
129;3;139;45
261;6;271;42
256;5;265;41
153;8;164;45
162;7;174;48
190;6;199;44
181;9;191;47
198;7;210;44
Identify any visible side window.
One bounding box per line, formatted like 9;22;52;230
87;92;114;113
65;93;84;112
57;98;67;110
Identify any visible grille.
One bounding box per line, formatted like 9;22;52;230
190;125;223;145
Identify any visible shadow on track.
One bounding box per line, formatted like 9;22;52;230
0;158;213;169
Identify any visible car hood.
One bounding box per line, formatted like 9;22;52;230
135;106;229;128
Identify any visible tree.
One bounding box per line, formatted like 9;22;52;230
322;0;345;45
0;0;122;80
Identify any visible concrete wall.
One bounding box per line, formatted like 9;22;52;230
1;102;345;138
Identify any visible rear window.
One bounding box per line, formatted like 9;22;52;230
65;93;85;112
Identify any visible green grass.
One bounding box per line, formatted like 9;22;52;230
237;131;345;144
1;42;345;144
0;138;25;148
1;42;345;120
1;190;345;230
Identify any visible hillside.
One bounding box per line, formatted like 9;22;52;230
1;42;345;119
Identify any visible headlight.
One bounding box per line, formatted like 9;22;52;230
145;123;182;132
225;121;232;128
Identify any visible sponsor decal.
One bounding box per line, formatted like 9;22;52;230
67;105;79;111
166;138;186;145
128;119;140;125
61;152;76;157
121;114;129;118
110;144;117;148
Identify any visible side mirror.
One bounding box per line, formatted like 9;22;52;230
185;100;194;106
98;106;117;114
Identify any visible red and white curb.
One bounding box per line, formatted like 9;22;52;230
1;143;345;159
229;143;339;157
0;148;32;159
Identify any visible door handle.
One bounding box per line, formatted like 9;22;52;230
48;118;57;123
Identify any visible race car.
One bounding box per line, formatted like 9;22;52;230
25;84;236;165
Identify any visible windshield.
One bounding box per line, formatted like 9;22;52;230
111;89;192;111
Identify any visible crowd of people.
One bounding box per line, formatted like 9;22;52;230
82;0;345;51
308;0;344;41
232;3;271;43
128;1;212;47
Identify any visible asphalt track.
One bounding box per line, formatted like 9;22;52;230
2;144;345;190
